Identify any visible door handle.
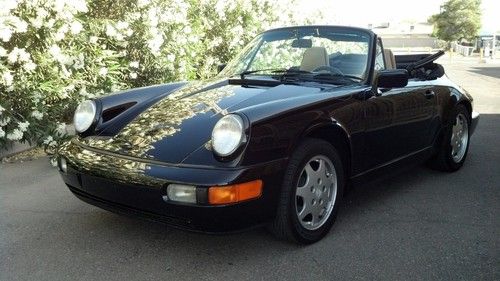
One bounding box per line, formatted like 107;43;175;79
424;90;435;99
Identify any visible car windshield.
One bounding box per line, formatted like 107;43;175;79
220;26;372;84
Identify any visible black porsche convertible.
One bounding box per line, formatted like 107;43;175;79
57;25;479;244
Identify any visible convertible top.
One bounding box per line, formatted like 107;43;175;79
394;51;444;70
395;51;445;80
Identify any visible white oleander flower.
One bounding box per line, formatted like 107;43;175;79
45;19;55;28
138;0;150;8
129;61;139;68
15;20;28;33
2;72;13;86
23;61;37;72
110;84;120;92
31;17;44;29
2;0;18;11
129;72;137;79
54;31;66;41
116;21;129;30
56;123;66;135
33;91;42;101
89;36;98;44
147;34;163;55
7;128;23;141
18;121;30;132
0;127;5;138
73;58;84;69
31;110;44;120
70;21;83;35
48;45;62;58
98;67;108;76
43;135;54;145
0;116;10;126
0;47;6;57
17;48;31;62
0;27;13;42
79;87;88;97
105;24;117;38
114;33;124;41
7;50;17;64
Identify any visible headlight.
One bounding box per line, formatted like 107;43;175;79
73;100;96;133
211;114;246;157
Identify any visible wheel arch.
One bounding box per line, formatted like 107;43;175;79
299;122;352;178
457;100;472;118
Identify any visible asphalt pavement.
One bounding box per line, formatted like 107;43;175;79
1;57;499;281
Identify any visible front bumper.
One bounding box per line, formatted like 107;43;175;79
58;140;285;233
470;111;480;135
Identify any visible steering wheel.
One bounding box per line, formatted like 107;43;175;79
312;65;344;76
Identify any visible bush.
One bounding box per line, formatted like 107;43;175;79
0;0;320;151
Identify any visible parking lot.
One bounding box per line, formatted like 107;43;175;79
1;57;499;281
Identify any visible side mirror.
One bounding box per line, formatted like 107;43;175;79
375;69;409;88
217;63;226;73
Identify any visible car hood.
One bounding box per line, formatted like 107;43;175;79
81;79;335;164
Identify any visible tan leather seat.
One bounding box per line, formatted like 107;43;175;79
383;48;396;69
300;47;330;71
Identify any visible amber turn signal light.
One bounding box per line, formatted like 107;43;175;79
208;180;263;205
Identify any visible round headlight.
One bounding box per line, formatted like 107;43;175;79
73;100;96;133
211;114;246;157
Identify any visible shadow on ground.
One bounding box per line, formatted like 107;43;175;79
469;66;500;79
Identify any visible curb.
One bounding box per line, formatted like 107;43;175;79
0;123;74;160
0;141;35;159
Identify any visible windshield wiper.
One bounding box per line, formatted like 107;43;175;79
239;68;310;79
312;72;363;81
310;73;363;84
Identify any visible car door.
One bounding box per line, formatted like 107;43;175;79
361;40;437;171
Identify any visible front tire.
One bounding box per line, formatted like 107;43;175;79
269;138;345;244
430;104;471;172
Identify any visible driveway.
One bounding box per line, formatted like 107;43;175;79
1;57;499;281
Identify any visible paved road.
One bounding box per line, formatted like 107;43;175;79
1;59;499;281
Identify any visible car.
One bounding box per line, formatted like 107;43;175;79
57;25;480;244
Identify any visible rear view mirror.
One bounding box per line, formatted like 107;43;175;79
291;38;312;48
376;69;409;88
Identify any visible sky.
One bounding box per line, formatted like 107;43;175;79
293;0;500;34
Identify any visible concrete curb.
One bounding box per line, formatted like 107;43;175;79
0;123;74;159
0;141;35;159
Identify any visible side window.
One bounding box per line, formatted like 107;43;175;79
374;40;385;71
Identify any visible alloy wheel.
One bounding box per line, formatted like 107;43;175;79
450;113;469;163
295;155;337;230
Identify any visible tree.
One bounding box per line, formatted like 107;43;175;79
429;0;481;44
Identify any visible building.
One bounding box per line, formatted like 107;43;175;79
370;22;441;52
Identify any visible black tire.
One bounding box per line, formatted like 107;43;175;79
268;138;345;244
429;104;471;172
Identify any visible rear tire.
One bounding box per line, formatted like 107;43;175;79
429;104;471;172
269;138;345;244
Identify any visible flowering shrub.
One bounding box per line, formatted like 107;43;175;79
0;0;321;151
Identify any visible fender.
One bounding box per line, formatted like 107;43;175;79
296;117;353;176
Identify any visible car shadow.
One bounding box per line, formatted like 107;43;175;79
468;66;500;79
